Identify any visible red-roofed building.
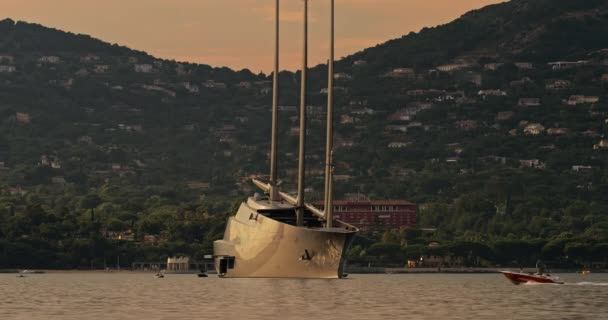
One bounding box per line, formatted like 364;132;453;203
315;200;417;230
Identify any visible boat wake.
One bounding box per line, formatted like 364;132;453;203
523;281;608;286
522;281;560;286
568;282;608;286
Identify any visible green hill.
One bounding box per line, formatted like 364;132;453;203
341;0;608;69
0;0;607;269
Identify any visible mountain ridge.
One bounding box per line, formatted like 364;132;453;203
0;0;607;269
339;0;608;71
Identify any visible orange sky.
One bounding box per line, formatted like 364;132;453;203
3;0;504;72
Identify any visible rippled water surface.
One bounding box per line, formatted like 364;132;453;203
1;273;607;320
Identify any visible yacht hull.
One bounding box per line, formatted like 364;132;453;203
213;202;356;279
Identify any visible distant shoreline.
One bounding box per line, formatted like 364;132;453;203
2;268;606;274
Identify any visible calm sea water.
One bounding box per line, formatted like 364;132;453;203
0;272;607;320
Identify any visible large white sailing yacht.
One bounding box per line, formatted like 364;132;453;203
213;0;359;278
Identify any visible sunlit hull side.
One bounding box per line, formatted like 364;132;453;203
213;199;357;279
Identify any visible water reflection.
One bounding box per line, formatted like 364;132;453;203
0;273;607;320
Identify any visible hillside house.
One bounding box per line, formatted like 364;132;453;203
518;98;541;107
407;89;425;96
8;186;27;196
351;108;375;115
15;112;31;123
289;126;300;136
39;56;61;63
78;135;93;144
175;63;189;75
202;80;227;89
466;72;483;86
439;91;466;102
118;124;143;133
49;78;74;88
341;115;355;124
565;95;600;106
510;77;533;87
338;140;354;148
235;116;249;123
385;68;415;79
333;175;352;182
437;63;470;72
549;61;588;70
572;165;593;172
50;159;62;169
94;65;110;73
353;60;367;66
514;62;533;70
408;122;423;129
51;176;66;185
582;130;601;138
142;85;176;97
402;102;433;116
520;159;545;169
524;123;545;135
134;64;154;73
388;142;411;149
495;111;514;121
75;68;89;77
186;181;211;191
388;111;411;122
594;140;608;149
0;65;16;73
106;229;135;241
546;80;572;90
386;125;408;133
279;105;297;112
80;55;100;63
254;80;272;87
483;156;508;164
455;120;478;131
40;155;51;166
321;87;347;94
238;81;252;89
0;55;14;64
484;63;504;71
334;73;352;80
260;87;272;95
547;128;569;136
478;89;507;97
182;82;200;93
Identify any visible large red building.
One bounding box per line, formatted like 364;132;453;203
315;200;417;230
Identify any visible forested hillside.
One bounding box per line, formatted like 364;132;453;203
1;0;607;269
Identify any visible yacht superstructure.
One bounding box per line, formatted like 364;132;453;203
213;0;358;279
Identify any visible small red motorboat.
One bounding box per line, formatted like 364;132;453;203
500;271;564;285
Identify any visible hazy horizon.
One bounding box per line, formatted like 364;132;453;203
3;0;503;72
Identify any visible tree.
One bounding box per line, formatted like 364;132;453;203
80;194;102;222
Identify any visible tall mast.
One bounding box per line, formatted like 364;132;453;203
268;0;280;201
324;0;335;228
296;0;308;227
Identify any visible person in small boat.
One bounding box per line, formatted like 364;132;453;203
536;260;546;276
